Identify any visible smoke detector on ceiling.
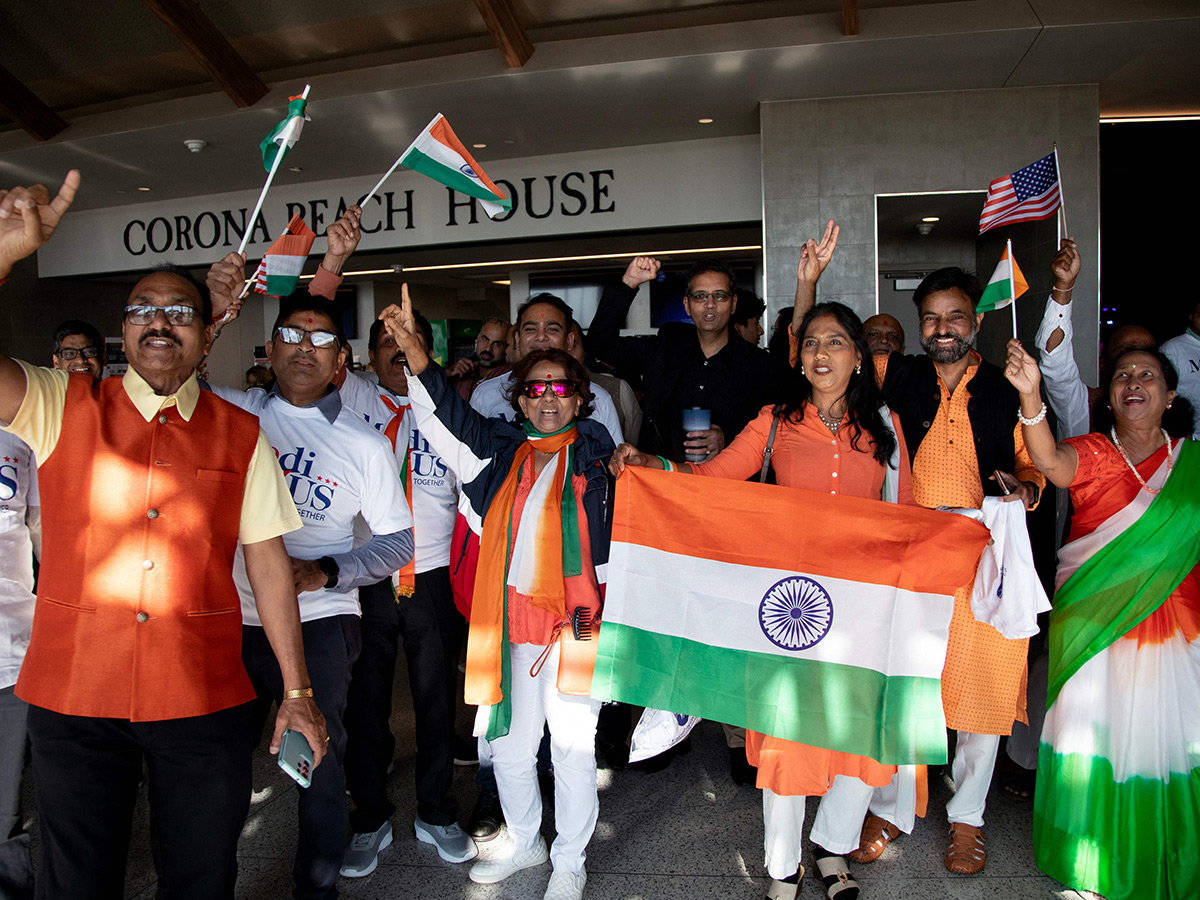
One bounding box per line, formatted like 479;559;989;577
916;222;935;236
183;139;207;153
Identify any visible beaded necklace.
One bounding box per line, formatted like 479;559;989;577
1109;426;1172;494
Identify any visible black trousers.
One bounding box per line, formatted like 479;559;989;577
243;615;360;900
27;702;252;900
344;569;461;832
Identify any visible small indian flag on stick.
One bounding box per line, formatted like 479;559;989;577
252;214;316;297
978;240;1029;312
592;467;990;764
362;113;511;218
978;239;1029;334
261;93;309;172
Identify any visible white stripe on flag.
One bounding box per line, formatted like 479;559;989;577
606;542;954;679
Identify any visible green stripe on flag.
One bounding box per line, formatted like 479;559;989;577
1033;745;1200;900
1048;440;1200;706
977;277;1010;313
591;621;948;764
401;147;513;209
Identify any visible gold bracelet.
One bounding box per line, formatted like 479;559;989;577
283;687;313;700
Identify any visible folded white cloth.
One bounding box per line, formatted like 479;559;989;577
949;498;1051;639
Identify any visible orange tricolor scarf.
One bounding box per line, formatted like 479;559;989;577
465;422;589;739
381;395;416;598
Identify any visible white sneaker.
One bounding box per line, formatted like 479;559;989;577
340;821;393;877
544;868;587;900
468;837;550;884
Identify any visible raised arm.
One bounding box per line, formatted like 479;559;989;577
379;287;517;480
1004;339;1079;489
790;218;839;332
0;171;81;423
1032;238;1089;438
586;256;660;379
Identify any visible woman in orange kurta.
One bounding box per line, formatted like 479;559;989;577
613;303;914;900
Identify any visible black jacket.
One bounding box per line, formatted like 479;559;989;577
411;361;615;577
587;281;787;456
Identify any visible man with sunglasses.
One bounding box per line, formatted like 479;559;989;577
0;169;327;900
204;293;415;899
50;319;105;382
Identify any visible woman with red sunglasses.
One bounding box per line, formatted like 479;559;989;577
378;290;614;900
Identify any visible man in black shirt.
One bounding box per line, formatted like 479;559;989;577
587;258;785;460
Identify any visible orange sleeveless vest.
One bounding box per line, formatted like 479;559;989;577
16;374;262;721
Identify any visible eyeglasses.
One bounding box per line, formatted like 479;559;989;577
686;290;733;303
57;347;100;361
124;304;198;326
274;326;339;348
520;379;578;399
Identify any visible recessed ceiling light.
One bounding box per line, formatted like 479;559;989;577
698;118;714;124
493;279;511;285
921;216;940;223
288;166;302;173
137;187;151;191
473;143;487;149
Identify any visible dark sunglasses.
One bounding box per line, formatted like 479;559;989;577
57;346;100;361
520;379;579;399
274;326;339;348
124;304;198;326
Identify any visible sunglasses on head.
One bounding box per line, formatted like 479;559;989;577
274;326;339;348
124;304;198;326
520;379;578;399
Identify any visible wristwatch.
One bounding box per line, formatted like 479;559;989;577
1025;483;1041;509
317;556;339;589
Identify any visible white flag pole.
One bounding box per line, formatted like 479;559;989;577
1053;142;1069;237
237;84;310;257
359;115;437;209
1008;239;1018;338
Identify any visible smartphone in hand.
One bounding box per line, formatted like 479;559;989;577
278;728;313;789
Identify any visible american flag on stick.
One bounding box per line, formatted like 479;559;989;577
978;152;1062;234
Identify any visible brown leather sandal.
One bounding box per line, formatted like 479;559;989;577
847;815;900;864
944;823;987;874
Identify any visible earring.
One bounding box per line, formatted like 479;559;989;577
800;366;805;376
855;363;862;374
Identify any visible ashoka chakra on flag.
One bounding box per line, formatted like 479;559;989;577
759;576;834;650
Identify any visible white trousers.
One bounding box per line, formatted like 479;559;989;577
763;776;875;879
490;642;601;874
868;731;1001;832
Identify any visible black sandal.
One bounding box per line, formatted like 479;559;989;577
765;866;804;900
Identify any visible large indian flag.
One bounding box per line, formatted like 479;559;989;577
592;467;990;765
399;114;512;218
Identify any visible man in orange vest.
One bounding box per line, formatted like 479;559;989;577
0;171;327;900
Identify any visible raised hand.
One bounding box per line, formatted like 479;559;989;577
378;284;429;374
323;205;362;275
796;219;839;285
1050;237;1080;291
621;256;661;290
1004;339;1041;397
0;170;81;280
206;251;248;325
